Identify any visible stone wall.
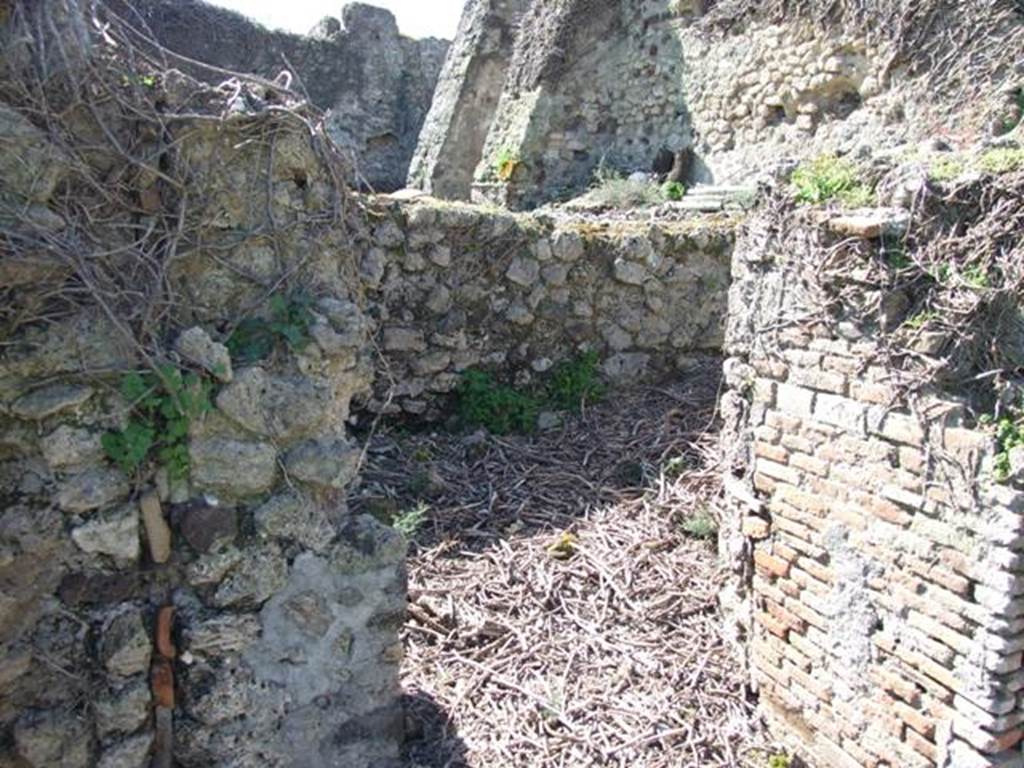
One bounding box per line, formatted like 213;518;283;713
718;212;1024;768
412;0;1020;209
407;0;532;200
0;17;408;762
120;0;449;192
358;199;734;419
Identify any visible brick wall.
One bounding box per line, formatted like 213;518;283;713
720;213;1024;768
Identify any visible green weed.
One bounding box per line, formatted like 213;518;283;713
978;147;1024;175
494;146;521;181
102;364;213;481
904;311;939;330
457;369;541;435
928;155;966;182
768;754;792;768
985;403;1024;483
392;503;429;538
791;155;873;206
662;180;686;201
458;352;607;434
546;350;605;412
680;510;718;540
227;293;315;364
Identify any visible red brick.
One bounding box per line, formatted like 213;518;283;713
790;452;829;477
755;441;790;463
754;549;791;578
756;610;790;639
892;700;936;739
742;516;771;539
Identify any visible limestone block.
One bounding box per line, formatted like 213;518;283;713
212;543;288;609
12;384;93;420
58;467;131;514
42;425;104;470
96;680;151;738
284;438;362;490
175;327;233;383
71;504;140;565
101;611;152;678
216;367;332;442
14;709;91;768
189;437;278;499
254;492;336;553
97;733;153;768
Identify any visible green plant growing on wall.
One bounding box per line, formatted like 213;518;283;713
227;293;315;363
791;155;873;206
102;364;213;481
457;369;541;435
494;146;521;182
662;180;686;201
546;350;606;411
984;404;1024;483
767;754;792;768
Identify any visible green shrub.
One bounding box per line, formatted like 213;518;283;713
102;365;213;481
662;180;686;201
546;350;605;412
586;176;665;208
985;407;1024;483
494;146;520;181
227;293;315;364
457;352;607;434
457;369;541;435
791;155;873;206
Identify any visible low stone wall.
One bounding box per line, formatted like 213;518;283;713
719;213;1024;768
359;199;734;419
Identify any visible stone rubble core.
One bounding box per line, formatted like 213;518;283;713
718;213;1024;768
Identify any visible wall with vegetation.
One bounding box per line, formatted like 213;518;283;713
719;177;1024;768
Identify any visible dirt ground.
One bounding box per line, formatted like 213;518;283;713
351;360;774;767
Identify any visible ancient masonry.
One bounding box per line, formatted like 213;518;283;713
719;213;1024;768
123;0;450;191
411;0;902;209
3;0;1024;767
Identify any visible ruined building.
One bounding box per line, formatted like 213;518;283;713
1;1;1024;767
120;0;449;191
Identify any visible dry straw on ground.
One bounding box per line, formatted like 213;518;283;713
353;361;773;768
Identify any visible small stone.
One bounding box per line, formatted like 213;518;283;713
41;426;103;470
186;614;261;657
71;504;140;565
254;492;337;552
187;546;243;588
175;327;232;383
330;515;407;574
428;245;451;267
382;327;427;352
602;352;650;381
359;247;387;288
11;384;93;420
551;231;584;262
97;732;153;768
179;503;238;553
215;368;331;441
57;467;130;514
139;492;172;564
101;611;151;678
506;257;540;287
14;710;90;768
213;544;288;608
96;680;151;738
189;438;277;499
825;209;910;239
537;411;562;431
613;259;647;285
284;438;361;490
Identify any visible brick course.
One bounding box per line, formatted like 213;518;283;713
720;218;1024;768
